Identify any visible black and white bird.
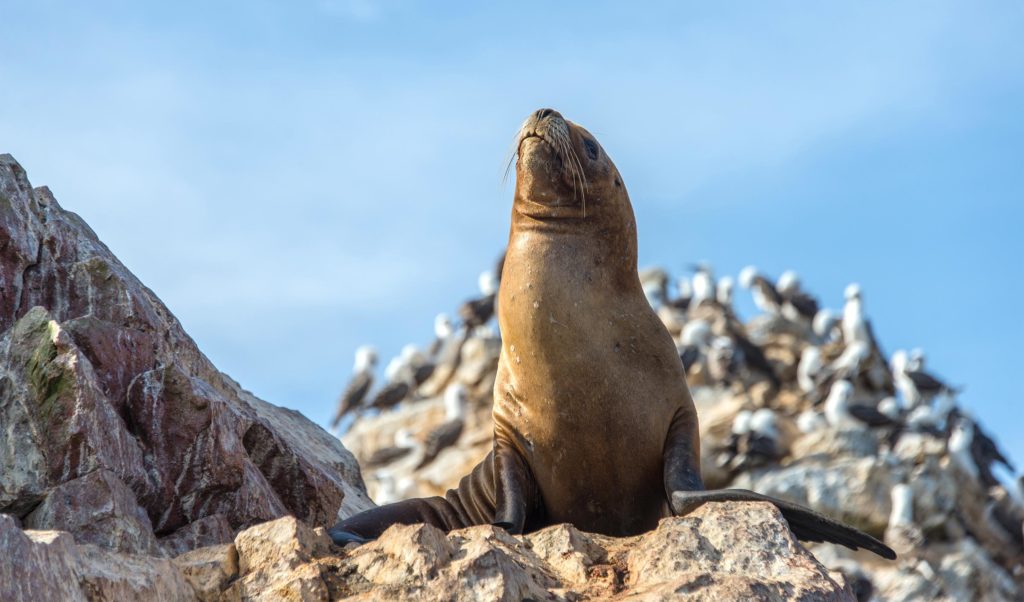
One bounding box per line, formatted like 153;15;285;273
948;414;1015;489
907;347;927;372
368;351;415;412
884;483;924;559
690;263;717;306
677;319;712;371
363;428;417;469
415;383;468;470
399;344;436;390
640;267;671;308
812;309;840;344
739;266;784;315
776;270;820;324
841;283;870;346
331;345;377;430
815;340;870;394
824;380;896;431
720;408;782;471
458;270;499;329
716;276;735;308
797;346;824;395
667;278;693;312
890;349;958;410
428;313;455;357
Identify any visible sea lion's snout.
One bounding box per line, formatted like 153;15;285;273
514;108;583;210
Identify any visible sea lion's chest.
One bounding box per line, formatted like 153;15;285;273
493;232;686;534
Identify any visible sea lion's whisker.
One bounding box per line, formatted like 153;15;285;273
566;145;587;217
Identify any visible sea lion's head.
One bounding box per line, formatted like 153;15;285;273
513;109;627;221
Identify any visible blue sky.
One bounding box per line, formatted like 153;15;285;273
2;2;1022;462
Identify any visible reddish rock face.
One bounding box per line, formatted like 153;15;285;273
0;154;373;555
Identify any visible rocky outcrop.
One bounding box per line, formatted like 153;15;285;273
0;154;373;557
5;506;851;601
223;506;854;601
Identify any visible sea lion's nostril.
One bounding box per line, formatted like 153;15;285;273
535;108;555;120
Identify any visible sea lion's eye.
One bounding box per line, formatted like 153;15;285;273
583;138;599;160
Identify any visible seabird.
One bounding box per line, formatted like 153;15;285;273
722;408;783;471
363;428;417;469
667;278;693;312
817;340;870;388
891;349;958;410
812;309;840;343
841;283;870;346
677;319;712;371
948;417;979;480
690;263;716;306
908;347;926;372
716;276;735;308
396;344;436;390
824;380;896;431
739;265;783;315
428;313;455;357
884;483;924;558
458;270;498;329
948;414;1015;489
797;346;823;394
797;409;827;433
640;267;670;308
706;336;739;386
368;351;415;412
776;270;820;323
415;383;468;470
330;345;377;430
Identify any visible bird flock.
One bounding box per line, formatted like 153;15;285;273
330;254;504;474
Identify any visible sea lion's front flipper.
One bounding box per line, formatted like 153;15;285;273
669;489;896;560
327;496;469;546
492;438;540;534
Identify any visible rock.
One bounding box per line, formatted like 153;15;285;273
624;503;852;600
0;514;85;602
226;516;334;600
1;513;196;601
72;542;197;602
301;502;851;601
523;523;606;585
24;468;162;556
0;154;373;555
160;514;236;557
173;543;239;602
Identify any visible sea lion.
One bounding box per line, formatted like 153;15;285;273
328;108;895;559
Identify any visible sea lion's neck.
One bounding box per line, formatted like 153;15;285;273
503;193;641;303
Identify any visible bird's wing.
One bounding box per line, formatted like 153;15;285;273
905;370;948;393
670;489;895;559
364;445;413;468
679;346;700;370
413;363;436;386
788;292;820;318
973;424;1015;471
369;381;411;410
416;419;465;469
331;371;372;427
848;404;896;428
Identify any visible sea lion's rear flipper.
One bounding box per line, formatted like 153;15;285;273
669;489;896;560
